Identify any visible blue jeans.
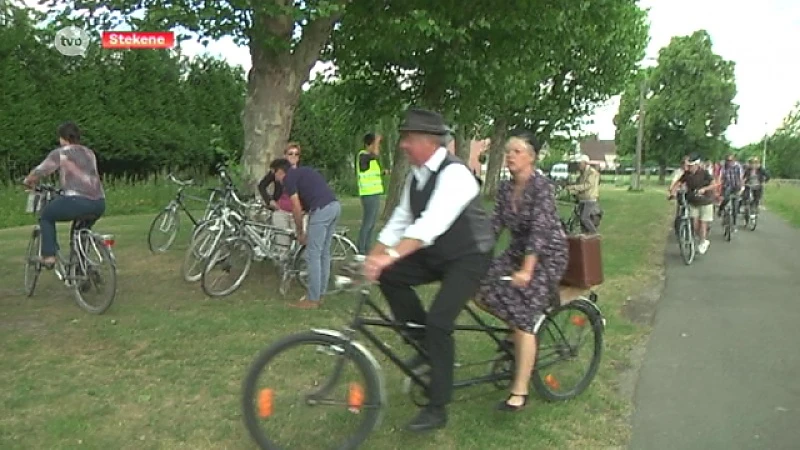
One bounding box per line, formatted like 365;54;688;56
305;201;341;301
39;195;106;257
357;194;381;254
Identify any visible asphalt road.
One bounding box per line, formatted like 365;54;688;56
630;210;800;450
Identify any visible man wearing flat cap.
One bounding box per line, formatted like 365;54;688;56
364;107;495;432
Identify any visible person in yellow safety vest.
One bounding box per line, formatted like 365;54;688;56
356;133;389;254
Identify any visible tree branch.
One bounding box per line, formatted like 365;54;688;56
293;12;342;75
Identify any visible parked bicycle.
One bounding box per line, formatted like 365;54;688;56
200;203;359;298
669;187;695;265
147;164;235;253
23;183;117;314
180;182;253;282
240;257;605;449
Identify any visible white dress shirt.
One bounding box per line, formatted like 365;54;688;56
377;147;480;248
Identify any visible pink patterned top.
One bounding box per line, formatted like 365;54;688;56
32;145;105;200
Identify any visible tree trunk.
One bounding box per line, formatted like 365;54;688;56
381;142;409;220
379;114;398;171
240;63;303;192
482;118;508;198
455;124;470;161
239;12;340;191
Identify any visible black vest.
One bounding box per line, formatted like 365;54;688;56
409;154;495;263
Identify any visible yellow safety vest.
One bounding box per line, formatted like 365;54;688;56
357;150;384;196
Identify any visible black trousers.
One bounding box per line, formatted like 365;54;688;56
378;250;491;407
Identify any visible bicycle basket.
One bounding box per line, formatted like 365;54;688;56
25;191;53;214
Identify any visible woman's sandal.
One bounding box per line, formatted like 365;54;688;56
496;393;528;412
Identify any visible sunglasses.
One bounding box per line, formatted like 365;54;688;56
286;152;300;156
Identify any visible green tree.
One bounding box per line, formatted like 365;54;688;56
330;0;649;210
477;0;649;196
615;30;739;181
40;0;349;188
756;102;800;178
538;136;573;171
0;2;246;182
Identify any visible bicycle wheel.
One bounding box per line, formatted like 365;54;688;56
678;221;695;265
147;207;180;253
200;236;254;297
747;201;758;231
24;227;42;297
72;233;117;315
190;218;211;243
182;220;224;282
531;299;604;401
242;331;385;450
722;208;731;242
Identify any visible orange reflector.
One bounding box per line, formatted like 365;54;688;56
571;316;587;327
544;374;560;390
258;389;273;418
348;383;364;413
101;234;115;247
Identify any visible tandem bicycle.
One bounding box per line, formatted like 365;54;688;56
240;257;606;450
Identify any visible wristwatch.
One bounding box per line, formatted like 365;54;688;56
385;247;400;260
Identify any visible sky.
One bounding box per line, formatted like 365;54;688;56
24;0;800;147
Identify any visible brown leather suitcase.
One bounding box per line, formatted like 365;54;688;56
561;234;603;289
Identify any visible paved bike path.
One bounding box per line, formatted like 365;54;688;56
630;210;800;450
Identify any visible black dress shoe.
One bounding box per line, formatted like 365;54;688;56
406;406;447;432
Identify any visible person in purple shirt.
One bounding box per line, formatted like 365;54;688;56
270;158;341;309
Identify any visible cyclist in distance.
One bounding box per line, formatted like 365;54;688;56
22;122;106;268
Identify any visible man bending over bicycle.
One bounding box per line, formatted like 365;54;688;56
742;157;769;210
364;108;494;432
670;153;717;255
22;122;106;268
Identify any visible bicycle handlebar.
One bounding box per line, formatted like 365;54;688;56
20;180;62;194
168;173;194;186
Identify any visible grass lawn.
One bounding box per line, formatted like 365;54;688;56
765;181;800;228
0;185;671;449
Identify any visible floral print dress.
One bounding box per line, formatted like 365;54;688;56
477;173;569;333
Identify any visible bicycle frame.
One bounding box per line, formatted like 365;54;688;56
674;190;695;244
25;184;116;287
241;219;299;264
676;191;691;225
326;284;600;393
721;191;739;222
168;184;219;227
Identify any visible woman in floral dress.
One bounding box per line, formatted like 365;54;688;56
477;129;569;412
